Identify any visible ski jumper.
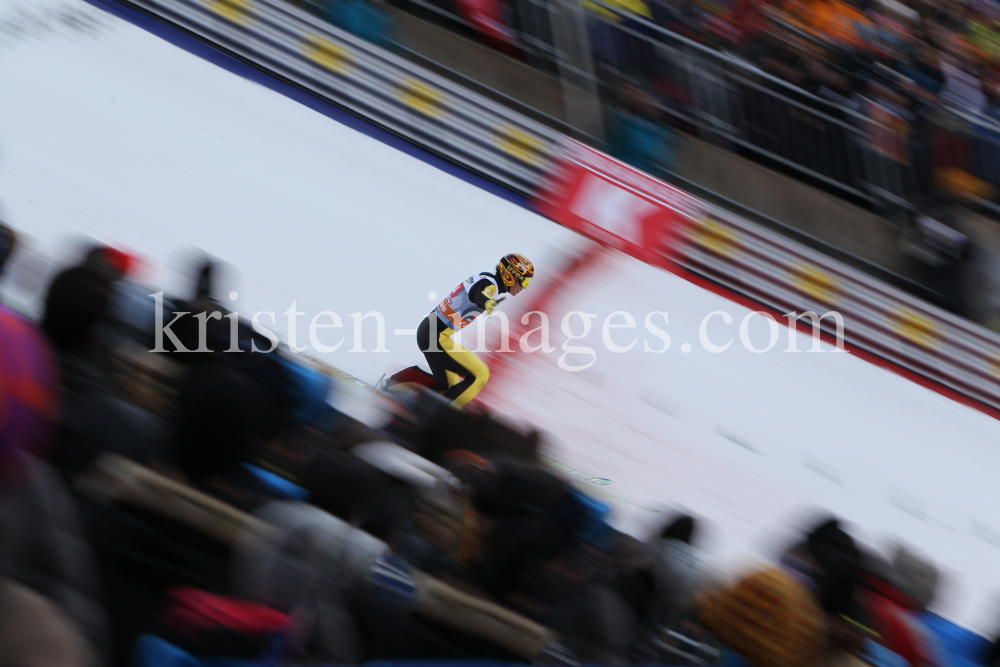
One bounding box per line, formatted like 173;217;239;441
387;272;504;408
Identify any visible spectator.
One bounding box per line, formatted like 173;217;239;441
40;265;169;481
698;566;828;667
0;303;101;667
170;360;281;500
902;43;946;98
971;75;1000;191
802;518;863;618
900;208;975;315
777;517;871;658
607;80;681;179
0;222;14;278
322;0;401;51
649;514;702;630
940;50;987;113
160;257;296;442
857;548;948;667
744;21;813;84
651;0;700;35
76;360;285;667
631;514;720;664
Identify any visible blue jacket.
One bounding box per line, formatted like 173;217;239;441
323;0;399;52
607;108;679;179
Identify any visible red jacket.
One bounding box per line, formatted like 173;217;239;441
859;576;944;667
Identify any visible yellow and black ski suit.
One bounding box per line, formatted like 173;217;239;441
386;272;504;408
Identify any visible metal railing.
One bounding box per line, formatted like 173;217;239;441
380;0;916;212
928;103;1000;214
582;0;917;213
583;0;1000;216
296;0;1000;216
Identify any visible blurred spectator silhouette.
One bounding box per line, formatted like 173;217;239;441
899;204;977;316
76;360;284;667
41;262;169;482
322;0;401;51
607;80;681;180
0;222;15;279
858;545;948;667
0;303;103;667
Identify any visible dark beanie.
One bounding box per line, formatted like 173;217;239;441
806;518;862;615
41;266;112;352
661;514;696;544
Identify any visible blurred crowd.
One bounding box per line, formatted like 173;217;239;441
730;0;1000;203
3;221;1000;667
583;0;1000;209
295;0;1000;209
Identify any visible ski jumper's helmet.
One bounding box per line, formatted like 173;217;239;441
497;254;534;288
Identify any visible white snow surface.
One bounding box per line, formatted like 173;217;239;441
4;0;1000;635
0;0;582;379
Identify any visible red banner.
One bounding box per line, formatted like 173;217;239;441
534;139;703;268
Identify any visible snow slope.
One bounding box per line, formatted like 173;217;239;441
4;0;1000;634
0;0;581;384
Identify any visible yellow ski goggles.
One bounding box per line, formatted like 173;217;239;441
521;276;532;288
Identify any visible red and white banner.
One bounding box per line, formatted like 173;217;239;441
533;139;703;268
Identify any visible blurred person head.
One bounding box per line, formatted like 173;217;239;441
194;258;215;302
951;0;972;22
0;304;59;488
869;77;914;107
805;518;863;616
81;245;134;282
642;512;706;640
41;266;112;355
154;255;240;355
889;42;914;64
180;252;236;307
778;516;863;619
830;68;856;94
0;222;15;277
661;513;697;543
